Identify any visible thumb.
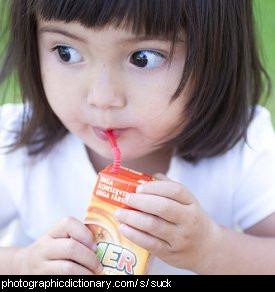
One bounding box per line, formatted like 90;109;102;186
153;172;172;181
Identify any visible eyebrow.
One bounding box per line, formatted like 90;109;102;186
39;27;87;43
38;26;182;44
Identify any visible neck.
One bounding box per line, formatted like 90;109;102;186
87;146;174;175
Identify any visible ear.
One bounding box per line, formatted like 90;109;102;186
153;173;172;181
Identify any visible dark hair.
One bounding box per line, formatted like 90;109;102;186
0;0;270;162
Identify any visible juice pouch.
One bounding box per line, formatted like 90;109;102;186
84;164;154;275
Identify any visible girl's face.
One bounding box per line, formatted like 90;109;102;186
37;20;188;161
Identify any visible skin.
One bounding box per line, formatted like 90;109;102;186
2;20;275;275
37;20;188;174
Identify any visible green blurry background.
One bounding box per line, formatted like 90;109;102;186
0;0;275;125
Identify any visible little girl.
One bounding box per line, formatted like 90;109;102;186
1;0;275;275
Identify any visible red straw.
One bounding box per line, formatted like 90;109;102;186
106;130;122;173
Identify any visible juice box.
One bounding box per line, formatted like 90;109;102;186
84;164;154;275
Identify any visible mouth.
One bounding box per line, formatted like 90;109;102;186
92;127;127;141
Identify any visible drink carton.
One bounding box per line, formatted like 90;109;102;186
85;165;154;275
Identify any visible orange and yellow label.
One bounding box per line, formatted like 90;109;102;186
84;165;153;275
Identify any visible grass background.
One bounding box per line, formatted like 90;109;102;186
254;0;275;125
0;0;275;125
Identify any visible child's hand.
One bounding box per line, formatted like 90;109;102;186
17;217;102;275
115;174;222;273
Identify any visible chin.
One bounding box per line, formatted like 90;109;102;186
119;148;151;162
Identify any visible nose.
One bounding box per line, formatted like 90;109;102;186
87;66;126;110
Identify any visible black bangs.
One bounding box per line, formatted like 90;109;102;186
31;0;185;39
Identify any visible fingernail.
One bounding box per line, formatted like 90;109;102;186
136;185;143;193
114;209;121;219
91;243;98;252
124;193;130;202
119;224;127;234
97;265;103;273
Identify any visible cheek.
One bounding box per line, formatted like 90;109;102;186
135;101;185;142
127;83;185;140
40;60;84;120
40;58;64;104
126;64;184;123
39;48;80;102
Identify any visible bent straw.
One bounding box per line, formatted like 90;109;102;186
106;130;122;173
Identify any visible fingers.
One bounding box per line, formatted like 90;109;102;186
48;217;95;250
118;224;170;254
46;217;102;274
125;193;186;223
115;209;176;242
136;180;194;205
44;237;102;274
44;260;95;275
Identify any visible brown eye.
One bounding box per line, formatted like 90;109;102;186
130;50;165;69
53;45;82;64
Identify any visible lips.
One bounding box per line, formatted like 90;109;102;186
93;127;126;141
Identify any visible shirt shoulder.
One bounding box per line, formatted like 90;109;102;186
0;103;26;147
231;106;275;229
0;103;25;124
170;106;275;185
168;106;275;230
0;104;26;229
246;105;275;152
233;105;275;182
